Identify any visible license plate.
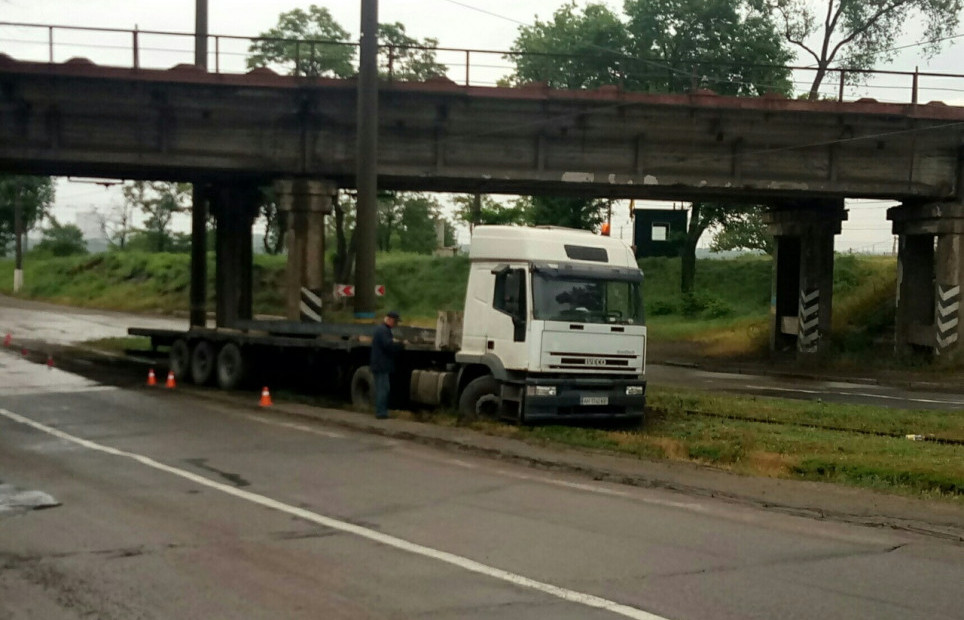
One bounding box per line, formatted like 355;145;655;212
580;396;609;406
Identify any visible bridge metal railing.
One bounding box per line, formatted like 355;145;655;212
1;21;963;106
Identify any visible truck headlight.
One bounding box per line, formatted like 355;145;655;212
526;385;557;397
625;385;645;396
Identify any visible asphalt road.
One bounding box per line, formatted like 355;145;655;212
646;364;964;411
2;352;963;619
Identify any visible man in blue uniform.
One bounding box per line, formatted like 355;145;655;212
370;310;400;419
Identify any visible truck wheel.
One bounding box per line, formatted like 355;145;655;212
458;376;500;420
350;366;374;410
216;343;246;390
169;339;190;381
190;340;215;385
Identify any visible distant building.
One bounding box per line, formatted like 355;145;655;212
75;209;109;253
633;208;687;258
75;210;104;239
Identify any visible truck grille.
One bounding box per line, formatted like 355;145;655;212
548;351;639;372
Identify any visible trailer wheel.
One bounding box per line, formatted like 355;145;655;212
190;340;215;385
169;339;190;381
350;366;374;410
458;376;500;420
216;343;246;390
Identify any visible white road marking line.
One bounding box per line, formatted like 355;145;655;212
240;414;345;439
0;406;670;620
845;391;964;406
2;385;118;397
745;385;821;395
744;385;964;406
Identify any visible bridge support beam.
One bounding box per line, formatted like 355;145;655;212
275;178;336;322
211;183;260;327
765;201;847;356
888;203;964;360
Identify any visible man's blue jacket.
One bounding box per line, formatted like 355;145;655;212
370;322;397;374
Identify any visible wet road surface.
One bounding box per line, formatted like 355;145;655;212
1;352;963;619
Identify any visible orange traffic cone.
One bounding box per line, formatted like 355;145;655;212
165;370;176;389
147;368;157;386
259;386;273;407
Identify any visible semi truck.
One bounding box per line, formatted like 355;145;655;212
131;225;647;423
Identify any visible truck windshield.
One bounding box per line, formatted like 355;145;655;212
532;273;645;325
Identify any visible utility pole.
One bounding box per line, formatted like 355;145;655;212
471;193;481;234
190;0;209;327
354;0;379;318
13;186;23;293
195;0;208;67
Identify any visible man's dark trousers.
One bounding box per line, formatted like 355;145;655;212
374;372;390;419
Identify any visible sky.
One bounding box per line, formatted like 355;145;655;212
3;0;963;253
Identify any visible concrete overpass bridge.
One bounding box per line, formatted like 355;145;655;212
1;53;963;360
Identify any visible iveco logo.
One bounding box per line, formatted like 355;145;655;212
586;358;607;366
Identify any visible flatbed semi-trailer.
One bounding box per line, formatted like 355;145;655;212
130;226;648;423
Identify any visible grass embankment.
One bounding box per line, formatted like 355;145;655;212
0;250;894;345
639;253;897;358
0;251;469;324
389;386;963;502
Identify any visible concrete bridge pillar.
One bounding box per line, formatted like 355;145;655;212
765;201;847;355
274;179;336;322
210;183;261;328
888;203;964;360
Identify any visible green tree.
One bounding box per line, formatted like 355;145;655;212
709;205;774;255
247;5;355;77
377;192;403;252
0;176;54;257
680;202;724;293
510;2;630;89
104;198;137;250
34;217;86;257
509;1;792;96
453;194;529;228
521;195;608;231
768;0;963;100
330;190;357;284
258;187;285;255
379;22;448;81
508;1;790;290
122;181;190;253
397;194;449;254
622;0;792;95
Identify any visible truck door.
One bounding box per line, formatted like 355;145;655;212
489;266;529;369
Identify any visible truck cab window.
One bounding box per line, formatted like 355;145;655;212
493;268;527;342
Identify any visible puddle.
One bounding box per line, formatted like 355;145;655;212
0;482;61;515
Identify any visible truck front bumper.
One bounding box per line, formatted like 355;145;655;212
521;377;647;422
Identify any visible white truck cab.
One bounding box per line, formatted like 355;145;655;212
455;226;647;422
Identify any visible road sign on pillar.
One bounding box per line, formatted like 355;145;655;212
335;284;385;298
334;284;355;298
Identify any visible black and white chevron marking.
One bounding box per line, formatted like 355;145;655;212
936;283;960;351
798;288;820;353
300;287;323;322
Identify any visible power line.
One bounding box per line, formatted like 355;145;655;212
439;0;529;26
